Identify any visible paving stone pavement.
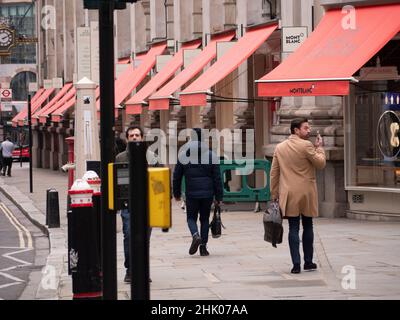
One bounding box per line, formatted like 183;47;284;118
1;163;400;300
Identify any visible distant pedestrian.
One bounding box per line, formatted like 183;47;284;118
173;128;223;257
0;140;3;173
0;136;15;177
270;118;326;274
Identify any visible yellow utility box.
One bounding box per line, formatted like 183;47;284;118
148;167;171;230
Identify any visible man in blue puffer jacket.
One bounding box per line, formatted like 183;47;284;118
173;128;223;256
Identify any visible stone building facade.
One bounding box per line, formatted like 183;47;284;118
18;0;400;219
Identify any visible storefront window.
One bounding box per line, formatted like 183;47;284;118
349;90;400;189
10;71;36;101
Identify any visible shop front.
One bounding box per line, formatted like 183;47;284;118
257;2;400;220
345;61;400;220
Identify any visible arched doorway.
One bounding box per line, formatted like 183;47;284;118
10;71;36;101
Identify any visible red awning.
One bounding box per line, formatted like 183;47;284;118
148;31;236;111
31;88;45;104
39;87;76;123
32;83;73;124
257;4;400;97
11;88;44;127
125;39;202;115
13;88;55;127
114;42;166;108
51;97;76;122
179;23;278;106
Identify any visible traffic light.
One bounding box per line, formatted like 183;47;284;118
83;0;140;10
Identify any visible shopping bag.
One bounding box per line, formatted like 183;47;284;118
263;200;283;247
210;204;224;238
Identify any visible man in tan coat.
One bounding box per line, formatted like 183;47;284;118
270;118;326;274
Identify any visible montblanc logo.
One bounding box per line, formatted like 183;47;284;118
289;84;316;95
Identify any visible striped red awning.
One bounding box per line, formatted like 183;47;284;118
125;39;202;115
179;23;278;106
148;31;236;111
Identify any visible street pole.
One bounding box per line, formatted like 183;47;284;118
99;0;117;300
128;142;150;300
19;130;23;167
28;94;33;194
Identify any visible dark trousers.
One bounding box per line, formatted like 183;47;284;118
287;215;314;266
186;197;213;245
120;209;152;272
2;157;12;176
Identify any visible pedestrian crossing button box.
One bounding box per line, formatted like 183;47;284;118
108;162;129;211
148;167;171;230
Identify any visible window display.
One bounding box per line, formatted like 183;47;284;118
351;92;400;188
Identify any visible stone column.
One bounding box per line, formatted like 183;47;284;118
49;125;59;170
130;1;147;53
150;0;167;41
55;0;64;78
142;1;151;45
42;128;51;169
32;129;41;168
116;4;131;59
57;125;68;170
63;0;75;82
174;0;191;42
44;0;56;79
192;0;202;39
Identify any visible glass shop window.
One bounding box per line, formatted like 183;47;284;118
353;91;400;188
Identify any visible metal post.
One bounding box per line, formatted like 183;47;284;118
128;142;150;300
28;94;33;193
99;0;117;300
19;130;23;167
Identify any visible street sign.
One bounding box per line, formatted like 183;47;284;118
44;79;53;89
0;101;13;112
0;88;12;100
29;82;38;92
53;78;64;89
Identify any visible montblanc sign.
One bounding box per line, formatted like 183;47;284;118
282;26;308;53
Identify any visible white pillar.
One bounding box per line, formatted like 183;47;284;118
74;77;100;179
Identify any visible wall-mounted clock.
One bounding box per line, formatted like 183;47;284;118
0;26;16;55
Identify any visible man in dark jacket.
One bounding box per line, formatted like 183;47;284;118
173;128;223;256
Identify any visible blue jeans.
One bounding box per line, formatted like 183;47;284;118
287;215;314;266
185;198;213;245
120;209;152;271
121;209;130;270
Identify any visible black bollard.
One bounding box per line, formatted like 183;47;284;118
45;188;52;226
47;189;60;228
68;179;102;300
82;171;102;274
